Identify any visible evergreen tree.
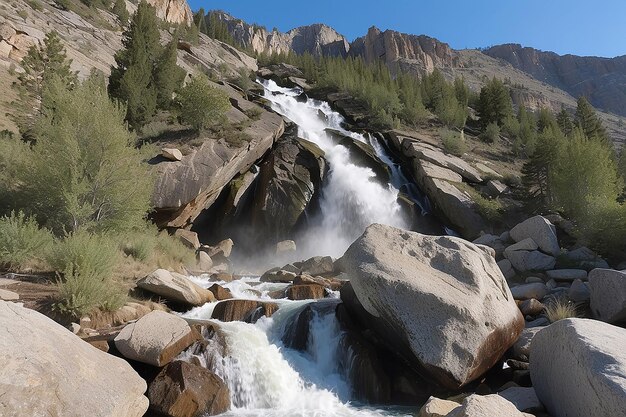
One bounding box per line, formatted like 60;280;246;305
517;106;537;153
112;0;129;26
193;8;207;34
556;106;573;136
154;35;186;108
536;107;558;133
574;96;609;143
15;31;77;138
109;1;184;130
477;77;513;127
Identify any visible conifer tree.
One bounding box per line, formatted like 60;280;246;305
154;35;186;108
477;77;513;127
574;96;609;143
556;106;573;136
521;125;564;208
112;0;129;26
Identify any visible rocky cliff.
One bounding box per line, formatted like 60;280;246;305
484;44;626;117
147;0;193;26
350;26;458;75
213;11;349;57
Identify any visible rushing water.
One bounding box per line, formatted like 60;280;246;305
181;276;415;417
261;80;410;258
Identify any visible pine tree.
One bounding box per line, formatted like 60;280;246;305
112;0;129;26
15;31;77;138
556;106;573;136
154;35;186;108
574;96;609;143
193;8;207;34
477;77;513;127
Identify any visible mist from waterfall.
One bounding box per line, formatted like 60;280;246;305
261;80;408;258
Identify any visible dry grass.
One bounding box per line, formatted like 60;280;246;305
545;298;578;323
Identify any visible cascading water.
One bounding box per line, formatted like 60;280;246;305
180;277;414;417
261;80;409;258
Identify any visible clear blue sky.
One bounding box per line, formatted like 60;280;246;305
188;0;626;58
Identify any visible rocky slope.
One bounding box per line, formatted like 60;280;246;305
484;44;626;117
213;11;349;57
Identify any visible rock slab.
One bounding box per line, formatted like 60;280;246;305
0;301;148;417
589;268;626;323
530;318;626;417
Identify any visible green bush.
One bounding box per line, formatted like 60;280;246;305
177;74;231;131
441;129;468;157
0;211;54;270
118;226;159;262
47;232;119;282
155;231;195;266
111;0;129;25
480;122;500;143
54;266;127;318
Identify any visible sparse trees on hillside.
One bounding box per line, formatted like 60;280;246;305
574;96;609;144
154;36;186;108
421;70;467;128
556;106;573;135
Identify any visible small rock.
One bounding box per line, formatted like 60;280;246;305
520;299;544;316
510;215;560;256
418;396;459;417
211;300;278;323
510;283;548;301
260;269;297;283
486;179;509;196
69;323;81;334
505;250;556;272
300;256;335;276
147;360;230;417
161;148;183;161
174;229;201;250
114;311;198;367
201;239;234;259
0;289;19;301
546;269;588;281
512;327;542;359
546;279;558;289
498;259;516;280
137;269;215;307
195;251;213;272
568;279;590;302
504;238;538;254
208;284;233;301
285;284;326;300
525;276;544;284
525;317;549;328
447;394;530;417
498;386;544;412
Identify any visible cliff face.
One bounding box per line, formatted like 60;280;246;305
146;0;193;26
484;44;626;117
214;12;349;57
350;26;458;75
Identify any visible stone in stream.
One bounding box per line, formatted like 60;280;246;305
260;268;297;283
530;318;626;417
417;396;460;417
285;283;326;300
137;269;215;307
211;299;278;323
299;255;336;276
147;360;230;417
114;311;199;367
0;301;148;417
341;224;524;390
208;283;233;301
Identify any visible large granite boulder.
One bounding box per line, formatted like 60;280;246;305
0;301;148;417
504;250;556;272
147;360;230;417
342;224;524;389
211;300;278;323
403;141;483;182
589;268;626;323
530;318;626;417
248;132;327;242
510;216;560;256
114;311;198;367
447;394;531;417
137;269;215;307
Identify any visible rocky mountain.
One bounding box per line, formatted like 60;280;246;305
484;44;626;117
213;11;349;57
147;0;193;26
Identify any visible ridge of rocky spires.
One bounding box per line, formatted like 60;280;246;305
483;43;626;117
349;26;459;75
147;0;193;26
213;11;349;57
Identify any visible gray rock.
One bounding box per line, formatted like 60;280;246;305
447;394;530;417
563;247;610;270
342;224;523;389
161;147;183;161
512;327;543;359
137;269;215;306
525;317;550;328
530;318;626;417
260;269;297;283
497;259;516;280
418;396;460;417
520;299;544;316
545;269;588;281
525;276;544;284
174;229;201;250
473;234;505;258
510;216;560;256
568;279;590;302
505;250;556;272
486;180;509;196
276;240;297;254
510;283;548;301
504;238;538;255
418;159;463;183
0;301;148;417
300;256;335;276
498;387;544;412
589;268;626;323
114;311;198;367
403;141;483;182
500;231;511;243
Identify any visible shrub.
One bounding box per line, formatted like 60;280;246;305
177;74;231;132
16;77;154;234
26;0;42;11
112;0;129;25
54;266;127;318
47;231;119;282
244;107;262;121
441;129;468;157
0;211;54;270
545;298;578;323
118;226;159;262
155;231;195;268
231;68;253;97
480;122;500;143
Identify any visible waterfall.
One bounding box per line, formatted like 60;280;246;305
261;80;409;258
